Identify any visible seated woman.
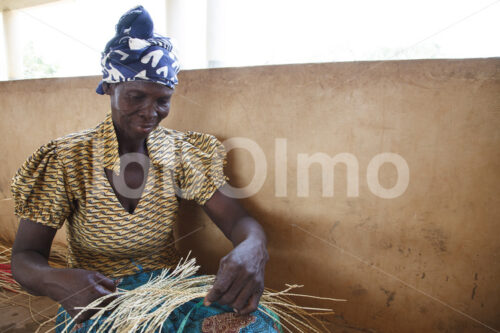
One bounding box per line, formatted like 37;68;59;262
10;6;276;332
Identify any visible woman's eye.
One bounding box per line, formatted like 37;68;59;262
158;98;170;106
129;94;144;101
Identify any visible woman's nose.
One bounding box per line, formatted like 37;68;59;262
138;100;158;118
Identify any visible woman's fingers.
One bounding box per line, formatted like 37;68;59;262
94;273;117;292
217;272;249;306
238;290;262;315
91;273;119;310
205;254;253;306
204;263;236;305
72;288;117;323
69;272;117;323
94;285;118;306
231;279;257;312
205;254;264;313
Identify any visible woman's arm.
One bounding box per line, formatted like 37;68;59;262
11;218;58;296
11;218;117;322
202;188;269;315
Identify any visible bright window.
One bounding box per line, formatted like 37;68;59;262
1;0;499;80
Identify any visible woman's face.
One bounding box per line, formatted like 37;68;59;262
104;81;174;140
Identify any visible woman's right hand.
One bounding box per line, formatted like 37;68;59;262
11;219;118;323
44;268;118;323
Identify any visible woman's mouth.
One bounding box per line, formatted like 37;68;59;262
137;123;156;133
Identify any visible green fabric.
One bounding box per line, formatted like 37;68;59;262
56;268;281;332
176;300;203;333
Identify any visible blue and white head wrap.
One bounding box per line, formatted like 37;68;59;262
96;6;180;94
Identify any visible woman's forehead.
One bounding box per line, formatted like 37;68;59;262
117;81;174;94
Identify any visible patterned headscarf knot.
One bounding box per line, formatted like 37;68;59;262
96;6;180;94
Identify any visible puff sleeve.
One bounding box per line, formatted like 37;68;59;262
176;132;228;205
11;141;72;229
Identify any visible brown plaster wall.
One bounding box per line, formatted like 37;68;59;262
0;59;499;332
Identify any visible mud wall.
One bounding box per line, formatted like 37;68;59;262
1;59;499;332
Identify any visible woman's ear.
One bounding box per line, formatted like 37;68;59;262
102;82;112;95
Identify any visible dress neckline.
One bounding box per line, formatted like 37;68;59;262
101;162;153;215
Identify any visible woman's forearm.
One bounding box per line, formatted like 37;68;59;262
11;218;59;296
202;189;268;248
11;250;57;296
229;216;267;248
12;249;118;323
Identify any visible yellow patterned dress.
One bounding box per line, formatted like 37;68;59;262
11;114;282;332
11;113;227;278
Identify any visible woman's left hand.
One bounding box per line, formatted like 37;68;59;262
201;189;269;315
203;237;269;315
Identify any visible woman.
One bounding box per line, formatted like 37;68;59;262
10;6;275;332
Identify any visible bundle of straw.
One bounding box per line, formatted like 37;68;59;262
55;254;345;333
1;235;345;332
